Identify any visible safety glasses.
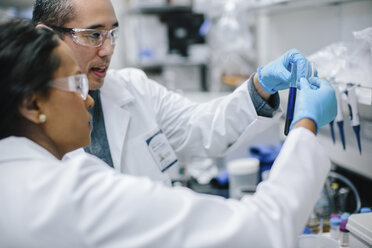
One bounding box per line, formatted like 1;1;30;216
51;74;89;100
50;26;119;47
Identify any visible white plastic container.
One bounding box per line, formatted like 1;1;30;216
227;158;259;199
346;212;372;248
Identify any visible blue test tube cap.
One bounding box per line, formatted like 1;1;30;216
330;217;341;226
341;213;350;221
215;171;229;186
360;207;372;213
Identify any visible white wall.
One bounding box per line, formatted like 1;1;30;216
256;0;372;64
110;0;127;69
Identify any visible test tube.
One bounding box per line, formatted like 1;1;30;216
284;63;297;136
330;216;341;240
284;61;314;136
339;220;350;247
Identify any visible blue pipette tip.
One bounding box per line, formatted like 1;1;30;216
337;121;346;150
284;118;292;136
329;120;335;144
284;87;297;136
352;125;362;154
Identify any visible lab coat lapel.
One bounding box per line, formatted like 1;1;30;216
100;75;134;170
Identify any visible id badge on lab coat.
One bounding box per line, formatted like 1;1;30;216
146;130;178;172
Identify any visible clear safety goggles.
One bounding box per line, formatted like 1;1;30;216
51;74;89;100
51;26;119;47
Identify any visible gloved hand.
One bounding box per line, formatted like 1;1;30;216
291;77;337;133
257;49;310;94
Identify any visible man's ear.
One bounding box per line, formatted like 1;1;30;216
18;93;42;124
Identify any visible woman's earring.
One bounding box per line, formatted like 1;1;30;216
39;114;47;123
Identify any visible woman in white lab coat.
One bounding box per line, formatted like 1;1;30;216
0;19;337;248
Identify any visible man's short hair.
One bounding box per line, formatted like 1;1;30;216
32;0;75;27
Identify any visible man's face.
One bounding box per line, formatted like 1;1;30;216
63;0;118;90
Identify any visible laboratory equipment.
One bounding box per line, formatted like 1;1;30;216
284;61;314;136
347;212;372;248
227;158;259;199
284;63;297;136
327;79;336;143
330;216;341;241
334;84;346;150
313;189;331;232
341;212;350;222
340;220;350;247
360;207;371;213
307;171;361;234
306;212;322;234
344;84;362;154
249;143;282;182
338;187;351;212
328;171;361;214
327;182;339;213
329;120;336;144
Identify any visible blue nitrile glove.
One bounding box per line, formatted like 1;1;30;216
291;77;337;133
257;49;310;94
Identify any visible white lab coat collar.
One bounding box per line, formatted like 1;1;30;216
0;136;58;162
100;69;135;107
99;70;134;169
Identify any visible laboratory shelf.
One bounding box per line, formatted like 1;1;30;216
0;0;33;8
131;59;207;69
246;0;371;14
133;59;209;91
129;5;192;15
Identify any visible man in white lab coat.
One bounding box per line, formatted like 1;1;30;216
32;0;311;185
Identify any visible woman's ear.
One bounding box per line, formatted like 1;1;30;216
18;93;43;124
36;23;52;31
